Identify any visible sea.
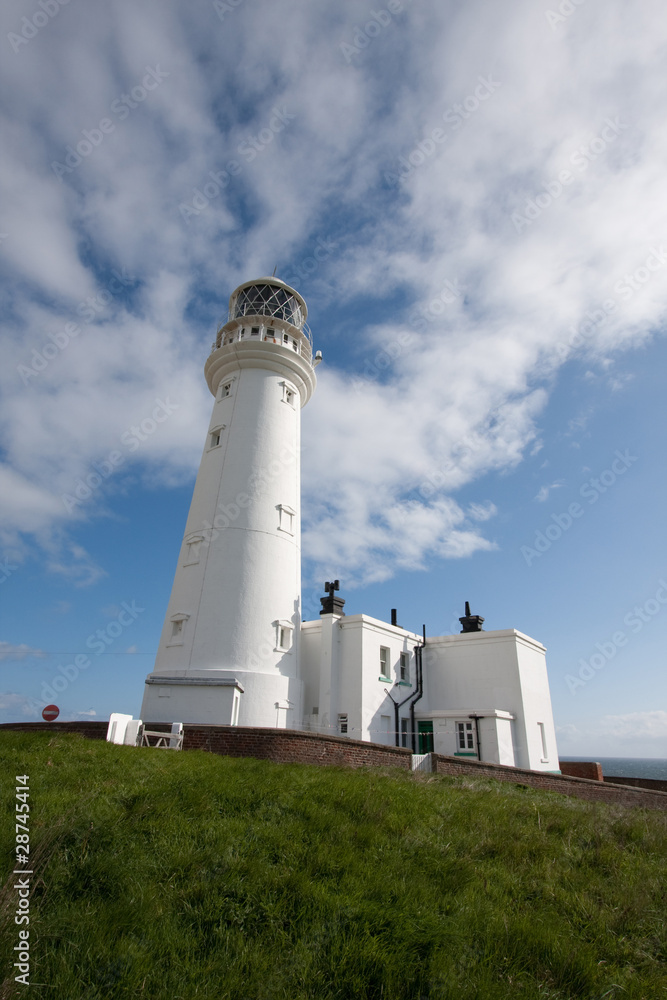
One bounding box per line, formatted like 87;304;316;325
559;756;667;780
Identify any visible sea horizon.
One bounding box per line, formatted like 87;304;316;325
559;756;667;780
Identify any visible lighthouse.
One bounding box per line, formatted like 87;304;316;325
141;278;317;729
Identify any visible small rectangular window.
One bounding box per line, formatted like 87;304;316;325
278;505;295;534
251;326;260;336
210;430;221;448
171;620;183;639
379;646;390;677
219;382;231;398
538;722;548;759
400;719;409;748
274;620;293;651
281;381;296;406
338;713;348;735
399;651;409;680
184;537;203;566
456;721;475;750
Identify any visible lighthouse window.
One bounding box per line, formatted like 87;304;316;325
338;713;348;735
281;381;296;406
278;504;295;534
274;620;293;651
209;425;224;449
167;613;189;646
184;535;204;566
219;382;231;398
251;326;260;336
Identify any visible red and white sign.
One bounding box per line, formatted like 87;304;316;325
42;704;59;722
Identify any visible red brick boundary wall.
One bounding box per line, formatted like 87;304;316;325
559;760;603;781
2;722;666;810
604;775;667;793
175;725;414;770
431;755;667;810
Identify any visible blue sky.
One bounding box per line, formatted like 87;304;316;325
1;0;666;758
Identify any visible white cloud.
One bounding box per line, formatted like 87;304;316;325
0;642;44;662
1;0;666;586
534;481;565;503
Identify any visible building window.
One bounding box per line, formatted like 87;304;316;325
239;328;246;339
538;722;549;760
399;651;409;680
184;535;204;566
281;381;296;406
273;620;293;652
209;425;224;449
219;381;232;399
251;326;260;336
278;504;295;534
168;613;189;646
338;713;348;735
456;721;475;751
400;719;409;748
231;691;240;726
379;646;390;678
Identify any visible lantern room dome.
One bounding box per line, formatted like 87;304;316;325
228;278;307;330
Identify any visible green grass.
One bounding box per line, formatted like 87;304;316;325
1;733;666;999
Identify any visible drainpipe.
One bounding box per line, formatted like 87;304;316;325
385;682;416;748
408;625;426;753
469;714;482;761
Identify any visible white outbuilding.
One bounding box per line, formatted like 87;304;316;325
141;278;560;773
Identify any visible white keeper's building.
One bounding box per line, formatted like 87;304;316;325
140;277;560;773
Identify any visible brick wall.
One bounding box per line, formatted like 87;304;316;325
604;775;667;793
2;722;666;810
559;760;603;781
431;754;667;810
150;723;414;770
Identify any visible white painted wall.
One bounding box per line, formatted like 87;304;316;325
299;618;559;771
142;281;316;728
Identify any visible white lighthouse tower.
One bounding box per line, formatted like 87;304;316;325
141;278;317;729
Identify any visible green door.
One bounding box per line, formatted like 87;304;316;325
418;721;434;754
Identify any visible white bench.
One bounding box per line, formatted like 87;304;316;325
140;722;184;750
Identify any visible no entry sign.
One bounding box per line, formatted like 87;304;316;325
42;704;59;722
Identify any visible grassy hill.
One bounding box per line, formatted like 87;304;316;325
1;732;666;1000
